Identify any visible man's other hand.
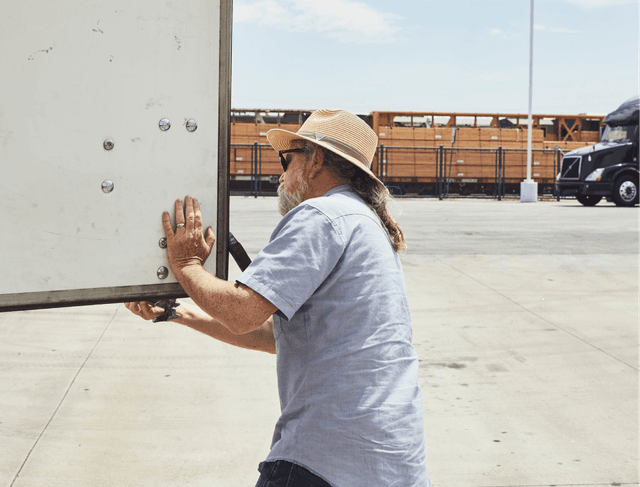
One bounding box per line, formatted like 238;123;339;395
162;195;216;279
125;301;165;321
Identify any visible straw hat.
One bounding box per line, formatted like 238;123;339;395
266;109;381;183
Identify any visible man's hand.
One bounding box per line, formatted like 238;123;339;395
162;196;215;280
124;301;165;321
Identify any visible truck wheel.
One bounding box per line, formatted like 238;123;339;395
576;195;602;206
612;175;639;207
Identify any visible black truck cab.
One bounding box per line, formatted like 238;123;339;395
554;97;639;207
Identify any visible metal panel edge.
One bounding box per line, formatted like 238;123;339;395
0;284;188;313
216;0;233;280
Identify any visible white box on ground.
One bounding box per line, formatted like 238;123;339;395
520;181;539;202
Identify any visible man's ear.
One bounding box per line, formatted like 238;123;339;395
312;146;324;165
309;147;325;178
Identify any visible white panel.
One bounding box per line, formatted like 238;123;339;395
0;1;223;306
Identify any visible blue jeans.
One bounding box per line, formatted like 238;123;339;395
255;460;332;487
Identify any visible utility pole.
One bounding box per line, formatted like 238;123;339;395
521;0;538;202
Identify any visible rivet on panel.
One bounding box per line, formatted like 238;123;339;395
101;180;114;193
159;118;171;131
186;119;198;132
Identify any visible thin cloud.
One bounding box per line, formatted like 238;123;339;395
489;28;502;36
475;70;510;83
558;0;635;7
549;27;579;34
234;0;402;44
535;24;578;34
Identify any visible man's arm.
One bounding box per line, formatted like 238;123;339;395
125;301;276;354
174;266;277;335
161;196;278;336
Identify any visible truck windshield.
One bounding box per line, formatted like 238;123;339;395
601;124;637;143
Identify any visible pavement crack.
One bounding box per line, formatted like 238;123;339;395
9;306;119;486
434;256;638;372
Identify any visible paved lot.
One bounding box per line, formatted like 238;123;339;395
0;196;637;487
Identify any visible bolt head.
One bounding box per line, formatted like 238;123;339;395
103;139;114;150
157;267;169;279
101;180;114;193
159;118;171;131
186;119;198;132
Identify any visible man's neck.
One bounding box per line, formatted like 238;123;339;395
303;176;347;200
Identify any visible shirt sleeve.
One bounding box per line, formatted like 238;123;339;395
236;203;346;320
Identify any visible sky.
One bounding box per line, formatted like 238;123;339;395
230;0;639;116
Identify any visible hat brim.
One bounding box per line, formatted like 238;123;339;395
266;128;382;185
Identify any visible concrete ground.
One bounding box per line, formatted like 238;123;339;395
0;196;637;487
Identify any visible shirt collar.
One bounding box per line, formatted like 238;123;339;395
322;184;352;198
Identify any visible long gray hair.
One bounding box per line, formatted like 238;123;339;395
301;141;407;252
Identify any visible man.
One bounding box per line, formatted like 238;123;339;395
126;109;430;486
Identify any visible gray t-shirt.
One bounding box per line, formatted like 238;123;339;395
237;185;430;487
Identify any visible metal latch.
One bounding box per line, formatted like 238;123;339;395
152;299;181;323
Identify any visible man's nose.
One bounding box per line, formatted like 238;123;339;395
279;173;285;184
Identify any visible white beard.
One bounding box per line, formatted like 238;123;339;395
277;180;308;216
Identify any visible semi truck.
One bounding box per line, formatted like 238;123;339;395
554;97;639;207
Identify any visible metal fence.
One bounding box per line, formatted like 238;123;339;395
378;145;563;199
230;143;564;199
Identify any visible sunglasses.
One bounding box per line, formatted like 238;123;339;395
279;148;306;172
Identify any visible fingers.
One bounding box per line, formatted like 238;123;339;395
124;301;163;321
193;197;203;230
164;195;213;249
184;195;195;231
205;226;215;248
139;301;158;320
125;301;142;317
159;196;218;279
162;211;174;239
175;198;185;228
167;196;203;234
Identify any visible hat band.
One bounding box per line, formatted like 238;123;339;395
297;131;371;168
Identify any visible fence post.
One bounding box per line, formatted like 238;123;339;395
438;145;444;200
435;147;439;199
252;142;257;198
257;144;262;197
498;146;503;201
249;143;253;196
493;150;500;196
501;147;506;199
555;147;561;201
